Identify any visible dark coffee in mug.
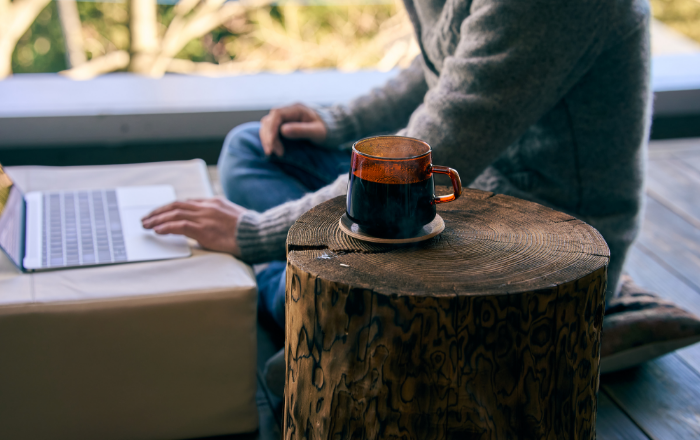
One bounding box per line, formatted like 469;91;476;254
346;136;462;239
347;175;435;238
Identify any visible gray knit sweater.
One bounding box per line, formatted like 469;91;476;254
237;0;652;301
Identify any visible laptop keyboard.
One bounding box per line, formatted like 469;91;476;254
42;189;127;268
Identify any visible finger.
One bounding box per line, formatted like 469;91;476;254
272;104;307;122
259;113;281;156
260;109;294;156
142;208;200;229
280;121;326;143
261;106;308;155
185;197;223;206
142;200;200;221
153;220;202;237
261;114;285;157
271;137;284;157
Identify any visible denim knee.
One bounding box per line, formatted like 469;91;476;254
217;122;264;204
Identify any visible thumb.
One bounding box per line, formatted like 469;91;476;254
280;121;327;143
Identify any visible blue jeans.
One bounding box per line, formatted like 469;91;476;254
218;122;351;330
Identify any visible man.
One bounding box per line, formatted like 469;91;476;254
142;0;651;332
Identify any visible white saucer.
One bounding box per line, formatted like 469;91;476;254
338;214;445;244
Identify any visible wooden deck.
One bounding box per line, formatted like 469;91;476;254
598;137;700;440
202;137;700;440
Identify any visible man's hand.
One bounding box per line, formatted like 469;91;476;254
141;197;246;257
259;103;327;157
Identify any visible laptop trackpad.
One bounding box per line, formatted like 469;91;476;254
120;207;191;262
117;185;177;209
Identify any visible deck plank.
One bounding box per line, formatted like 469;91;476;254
596;391;650;440
677;344;700;374
626;245;700;317
636;196;700;292
647;138;700;159
646;159;700;228
625;245;700;374
682;155;700;175
601;354;700;440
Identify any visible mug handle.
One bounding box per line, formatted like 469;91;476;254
432;165;462;204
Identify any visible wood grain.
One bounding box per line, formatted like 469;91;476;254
646;138;700;160
683;155;700;175
284;189;608;440
601;354;700;440
637;197;700;291
646;159;700;229
625;245;700;317
595;392;649;440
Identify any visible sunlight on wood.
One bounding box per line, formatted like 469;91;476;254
60;49;129;79
57;0;86;68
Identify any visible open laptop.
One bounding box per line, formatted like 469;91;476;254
0;163;191;272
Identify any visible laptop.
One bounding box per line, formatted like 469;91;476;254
0;163;191;272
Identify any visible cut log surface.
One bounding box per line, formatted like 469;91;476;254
285;188;609;440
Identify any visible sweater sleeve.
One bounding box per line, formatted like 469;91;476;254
314;56;429;149
235;173;349;264
402;0;610;185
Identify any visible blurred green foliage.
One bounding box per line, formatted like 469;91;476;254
11;2;67;74
11;1;396;73
169;4;397;66
9;0;700;75
77;1;131;58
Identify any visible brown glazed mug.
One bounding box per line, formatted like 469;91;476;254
346;136;462;239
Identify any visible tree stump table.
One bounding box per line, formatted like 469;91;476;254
284;188;609;440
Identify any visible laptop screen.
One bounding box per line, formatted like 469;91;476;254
0;165;25;269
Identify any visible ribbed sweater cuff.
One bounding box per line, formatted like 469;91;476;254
235;173;350;264
236;210;289;265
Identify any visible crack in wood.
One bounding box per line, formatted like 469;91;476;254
331;248;396;256
287;244;329;252
304;248;398;259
